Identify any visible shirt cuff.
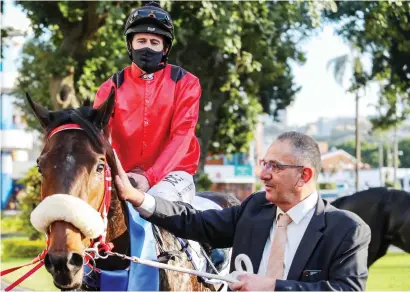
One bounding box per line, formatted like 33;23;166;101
135;193;156;218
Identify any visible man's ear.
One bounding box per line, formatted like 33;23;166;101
93;87;115;129
296;167;313;187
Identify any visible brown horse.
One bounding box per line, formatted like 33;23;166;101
26;89;239;291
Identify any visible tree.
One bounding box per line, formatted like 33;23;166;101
325;2;410;130
14;1;134;127
18;166;43;240
327;48;368;191
399;138;410;168
332;139;383;168
14;1;321;170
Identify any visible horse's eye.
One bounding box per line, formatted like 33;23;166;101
96;163;105;173
36;159;42;174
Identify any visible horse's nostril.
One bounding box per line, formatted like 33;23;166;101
44;253;52;270
69;252;84;268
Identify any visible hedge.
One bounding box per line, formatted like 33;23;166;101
2;238;46;259
318;182;337;189
0;215;23;234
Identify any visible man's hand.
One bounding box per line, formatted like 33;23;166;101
127;172;150;192
114;151;145;207
230;274;276;291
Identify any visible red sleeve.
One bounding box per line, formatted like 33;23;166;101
145;77;201;186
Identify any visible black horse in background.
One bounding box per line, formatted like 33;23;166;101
332;187;410;266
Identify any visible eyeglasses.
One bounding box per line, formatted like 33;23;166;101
259;159;304;173
130;9;173;29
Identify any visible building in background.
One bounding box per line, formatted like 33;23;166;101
1;1;39;210
205;152;256;202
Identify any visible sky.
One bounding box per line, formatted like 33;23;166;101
288;25;379;126
2;1;380;127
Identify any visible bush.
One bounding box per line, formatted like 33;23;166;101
385;181;401;189
18;166;43;240
194;173;213;191
318;182;337;189
1;238;46;259
0;215;23;234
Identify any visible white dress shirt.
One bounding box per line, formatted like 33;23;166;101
257;191;318;279
136;191;319;280
136;192;157;218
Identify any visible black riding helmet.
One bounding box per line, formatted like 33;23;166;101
124;2;174;63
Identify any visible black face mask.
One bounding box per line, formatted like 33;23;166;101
131;47;165;74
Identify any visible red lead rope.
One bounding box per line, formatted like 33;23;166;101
0;238;49;291
1;123;114;290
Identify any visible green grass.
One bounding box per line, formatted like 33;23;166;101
367;253;410;291
1;257;58;291
1;253;409;291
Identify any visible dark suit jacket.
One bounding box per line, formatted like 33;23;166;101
146;191;371;291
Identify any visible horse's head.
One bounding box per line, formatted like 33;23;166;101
26;89;118;290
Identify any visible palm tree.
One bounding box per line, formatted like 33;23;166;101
327;50;368;191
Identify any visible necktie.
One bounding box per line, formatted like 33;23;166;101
266;213;292;279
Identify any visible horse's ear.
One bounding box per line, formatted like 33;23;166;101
25;92;51;129
94;87;115;129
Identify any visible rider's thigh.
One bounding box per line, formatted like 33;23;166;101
147;171;195;204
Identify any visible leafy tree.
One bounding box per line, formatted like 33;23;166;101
399;138;410;168
14;1;322;170
327;47;368;190
18;166;43;240
332;140;380;168
325;1;410;130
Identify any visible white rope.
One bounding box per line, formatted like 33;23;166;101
95;250;254;284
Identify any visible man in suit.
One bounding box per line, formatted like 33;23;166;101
114;131;371;291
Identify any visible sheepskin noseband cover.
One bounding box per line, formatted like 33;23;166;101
30;194;104;239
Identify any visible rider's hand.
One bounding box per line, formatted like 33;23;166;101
113;151;145;207
127;172;150;192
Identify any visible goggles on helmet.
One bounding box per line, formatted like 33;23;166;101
130;9;172;29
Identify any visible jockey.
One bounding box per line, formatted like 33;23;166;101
94;1;201;205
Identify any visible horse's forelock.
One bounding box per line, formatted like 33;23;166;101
46;107;101;147
47;106;118;179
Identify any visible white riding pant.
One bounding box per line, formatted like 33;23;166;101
147;171;195;204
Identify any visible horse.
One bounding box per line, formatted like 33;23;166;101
26;88;240;291
331;187;410;266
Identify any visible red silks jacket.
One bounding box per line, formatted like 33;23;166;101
94;63;201;186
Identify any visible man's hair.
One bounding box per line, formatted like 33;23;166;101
276;131;321;180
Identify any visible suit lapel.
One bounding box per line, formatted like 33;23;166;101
248;203;276;274
286;198;326;280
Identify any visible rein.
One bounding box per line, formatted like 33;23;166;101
0;123;113;290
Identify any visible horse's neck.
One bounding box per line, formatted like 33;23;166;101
106;189;128;242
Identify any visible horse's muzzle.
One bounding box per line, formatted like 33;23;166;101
44;251;84;289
